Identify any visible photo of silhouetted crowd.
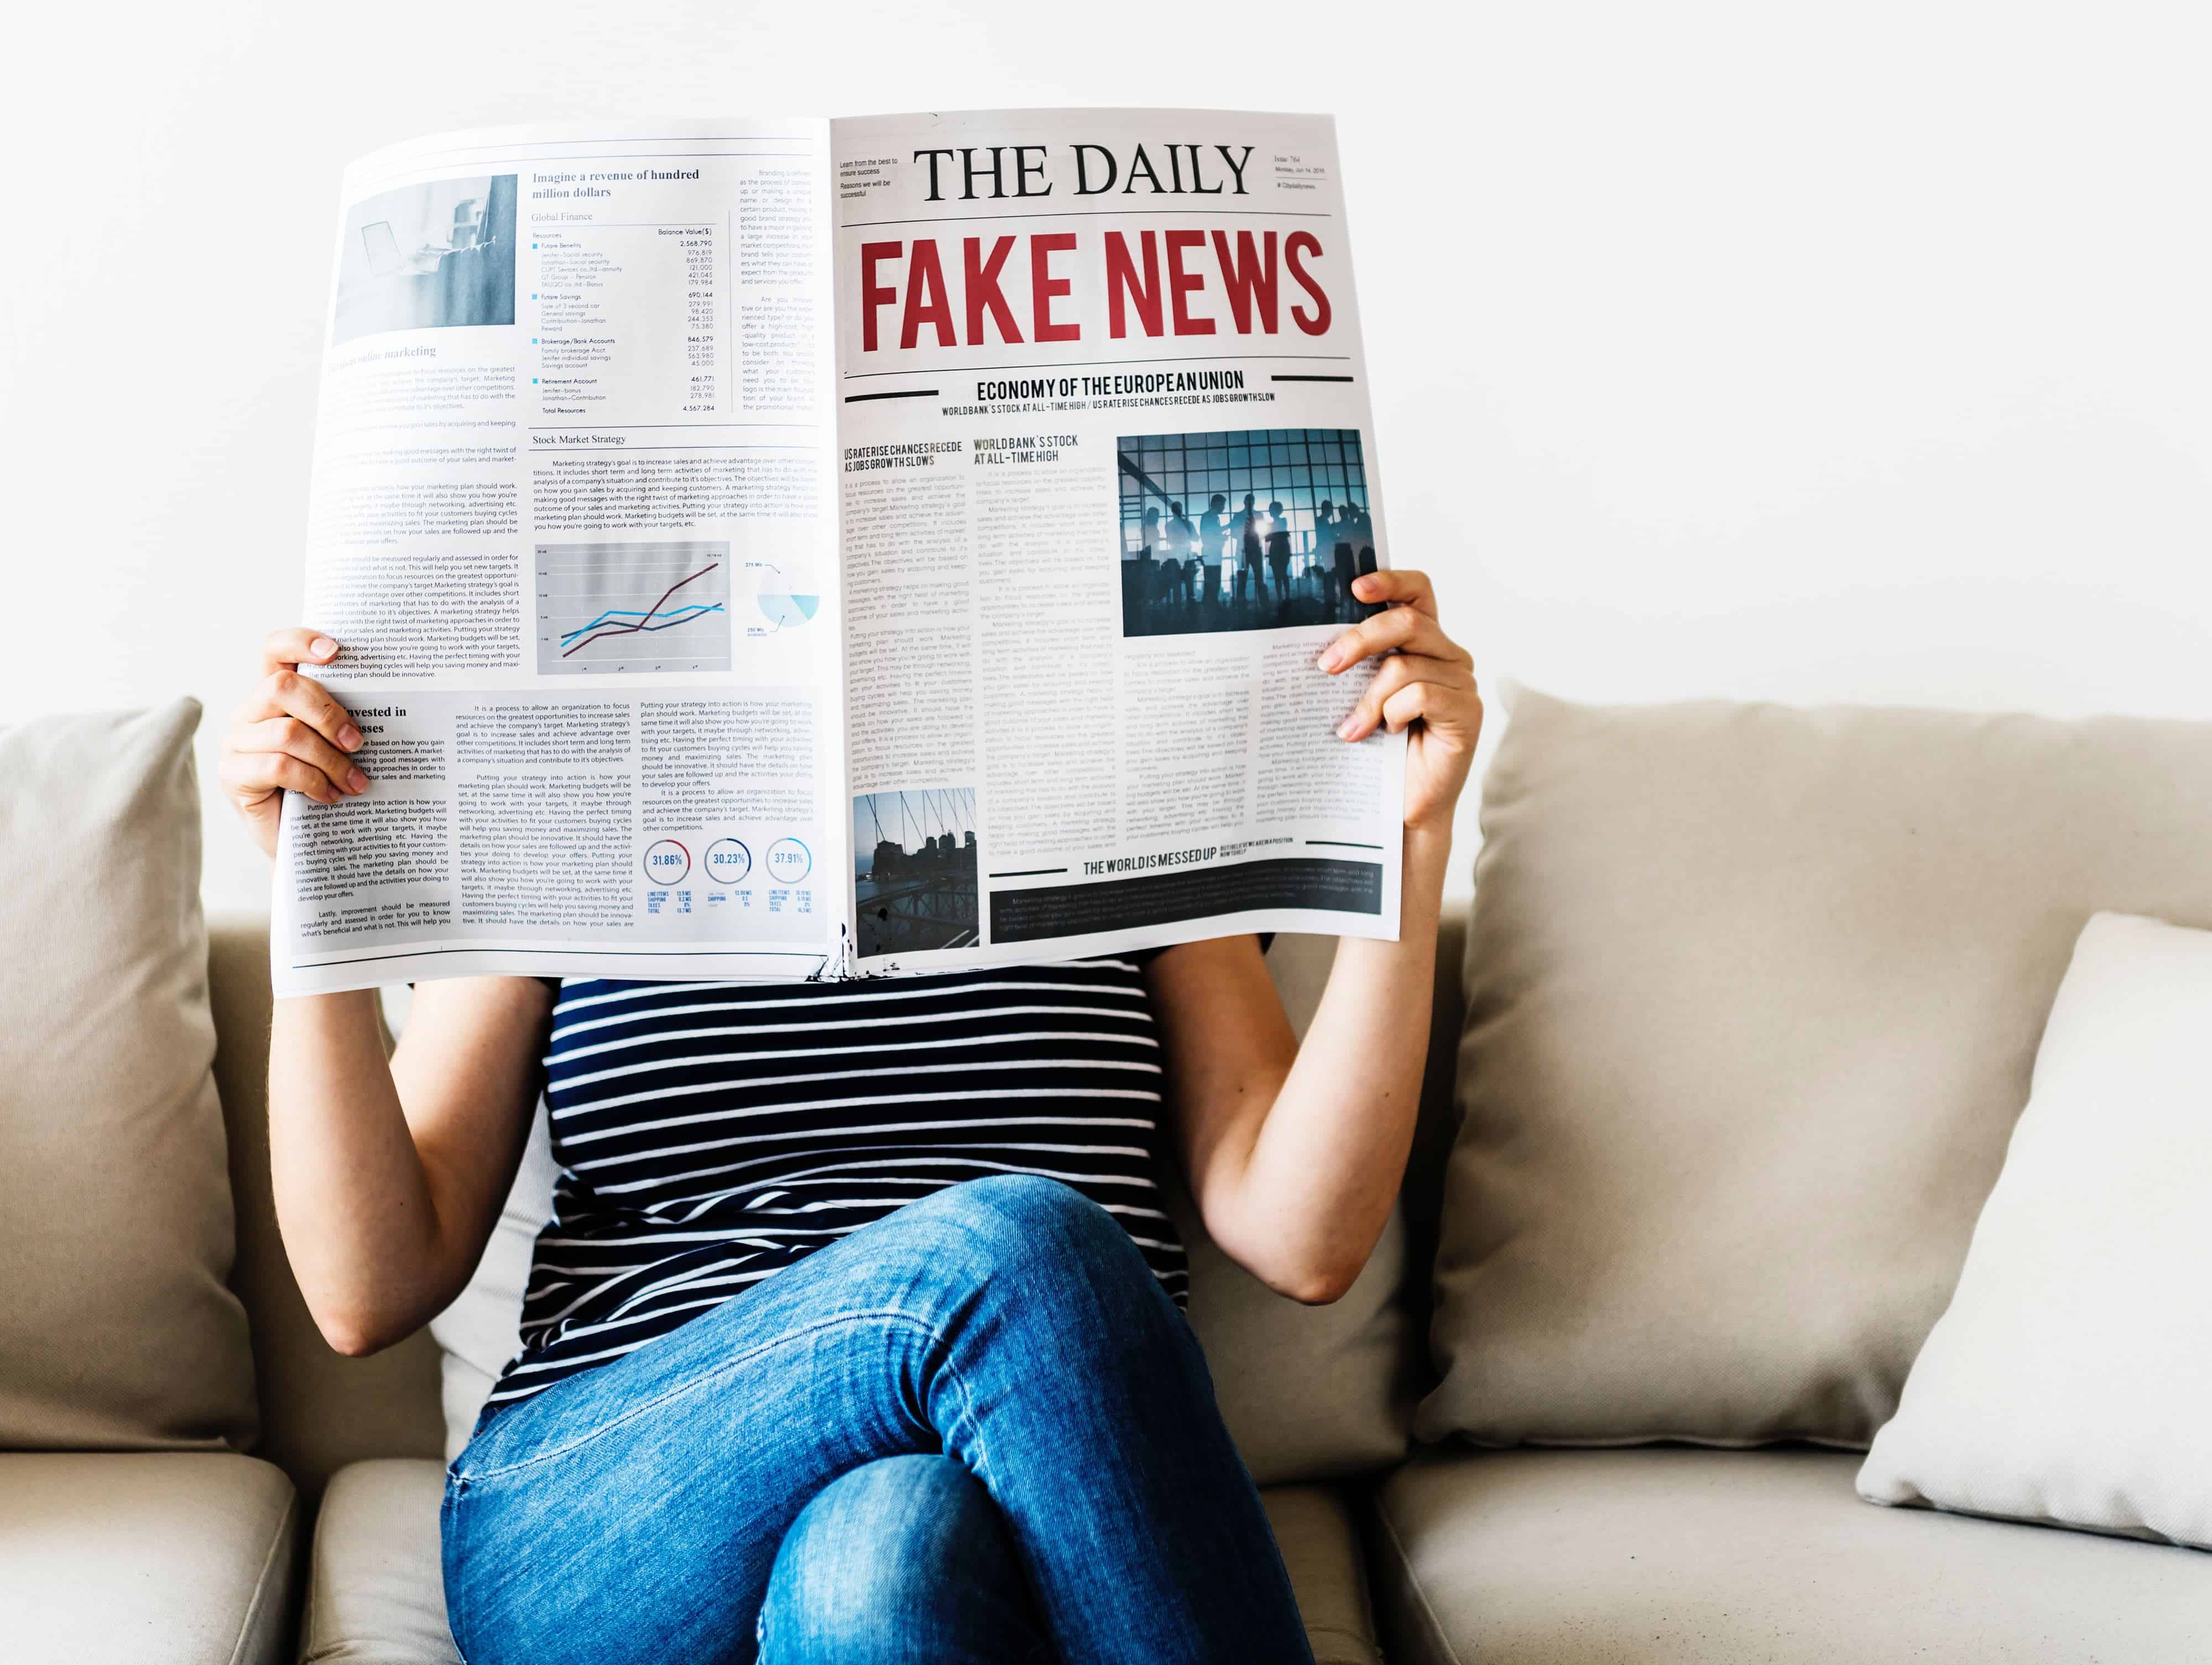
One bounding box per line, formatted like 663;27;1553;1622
1117;428;1380;637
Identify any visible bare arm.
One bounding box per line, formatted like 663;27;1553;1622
223;628;554;1355
1149;570;1479;1303
268;978;551;1355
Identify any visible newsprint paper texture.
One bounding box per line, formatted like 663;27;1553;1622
274;110;1405;994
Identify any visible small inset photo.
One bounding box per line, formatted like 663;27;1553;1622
1118;428;1379;637
853;788;980;957
332;174;518;346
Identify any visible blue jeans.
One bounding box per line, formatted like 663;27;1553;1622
441;1174;1315;1665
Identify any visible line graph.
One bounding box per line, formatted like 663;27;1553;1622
560;568;720;657
535;541;733;674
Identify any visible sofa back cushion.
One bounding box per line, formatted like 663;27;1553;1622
0;701;258;1450
1420;689;2212;1449
434;933;1427;1485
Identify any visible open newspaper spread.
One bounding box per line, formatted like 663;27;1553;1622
273;110;1404;994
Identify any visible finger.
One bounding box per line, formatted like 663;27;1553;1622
1337;653;1469;742
262;627;341;676
218;749;346;806
1371;677;1478;739
1348;568;1435;616
1318;602;1418;670
243;669;362;752
1318;602;1467;674
230;715;368;797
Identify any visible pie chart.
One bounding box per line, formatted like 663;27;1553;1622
758;590;820;629
750;559;820;633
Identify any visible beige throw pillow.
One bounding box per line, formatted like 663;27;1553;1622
0;700;258;1449
1420;688;2212;1449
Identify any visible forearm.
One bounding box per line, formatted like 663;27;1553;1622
226;634;542;1352
1201;825;1450;1299
267;992;458;1352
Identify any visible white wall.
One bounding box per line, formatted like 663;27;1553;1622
6;0;2207;915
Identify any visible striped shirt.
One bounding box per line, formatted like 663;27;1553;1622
487;957;1187;1410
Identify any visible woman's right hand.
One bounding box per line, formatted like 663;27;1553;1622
220;628;369;860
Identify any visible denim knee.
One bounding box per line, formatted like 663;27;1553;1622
759;1456;1009;1661
923;1177;1198;1395
910;1174;1156;1298
778;1454;979;1598
913;1173;1126;1255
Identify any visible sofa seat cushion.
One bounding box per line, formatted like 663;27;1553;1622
306;1459;1382;1664
301;1461;455;1665
1371;1445;2211;1664
1256;1484;1387;1665
0;1452;296;1665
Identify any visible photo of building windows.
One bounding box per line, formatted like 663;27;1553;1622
1117;428;1380;637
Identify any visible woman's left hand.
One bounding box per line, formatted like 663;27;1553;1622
1319;569;1482;834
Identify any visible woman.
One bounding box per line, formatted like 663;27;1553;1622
1264;501;1294;608
220;568;1480;1665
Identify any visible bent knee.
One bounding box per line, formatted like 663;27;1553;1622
878;1178;1174;1340
765;1457;994;1644
913;1174;1137;1274
920;1172;1117;1240
785;1453;981;1564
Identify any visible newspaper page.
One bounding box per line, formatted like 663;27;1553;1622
830;110;1405;974
273;120;846;995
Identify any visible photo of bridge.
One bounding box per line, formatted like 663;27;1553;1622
853;787;980;957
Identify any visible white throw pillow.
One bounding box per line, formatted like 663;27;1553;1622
429;1096;559;1463
1858;911;2212;1549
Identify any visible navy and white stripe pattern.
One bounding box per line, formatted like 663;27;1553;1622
488;958;1185;1409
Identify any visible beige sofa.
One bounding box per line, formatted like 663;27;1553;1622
8;910;2205;1665
8;692;2209;1664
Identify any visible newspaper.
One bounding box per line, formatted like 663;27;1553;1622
273;111;1404;995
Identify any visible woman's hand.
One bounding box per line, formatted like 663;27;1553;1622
219;628;368;860
1319;569;1482;832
